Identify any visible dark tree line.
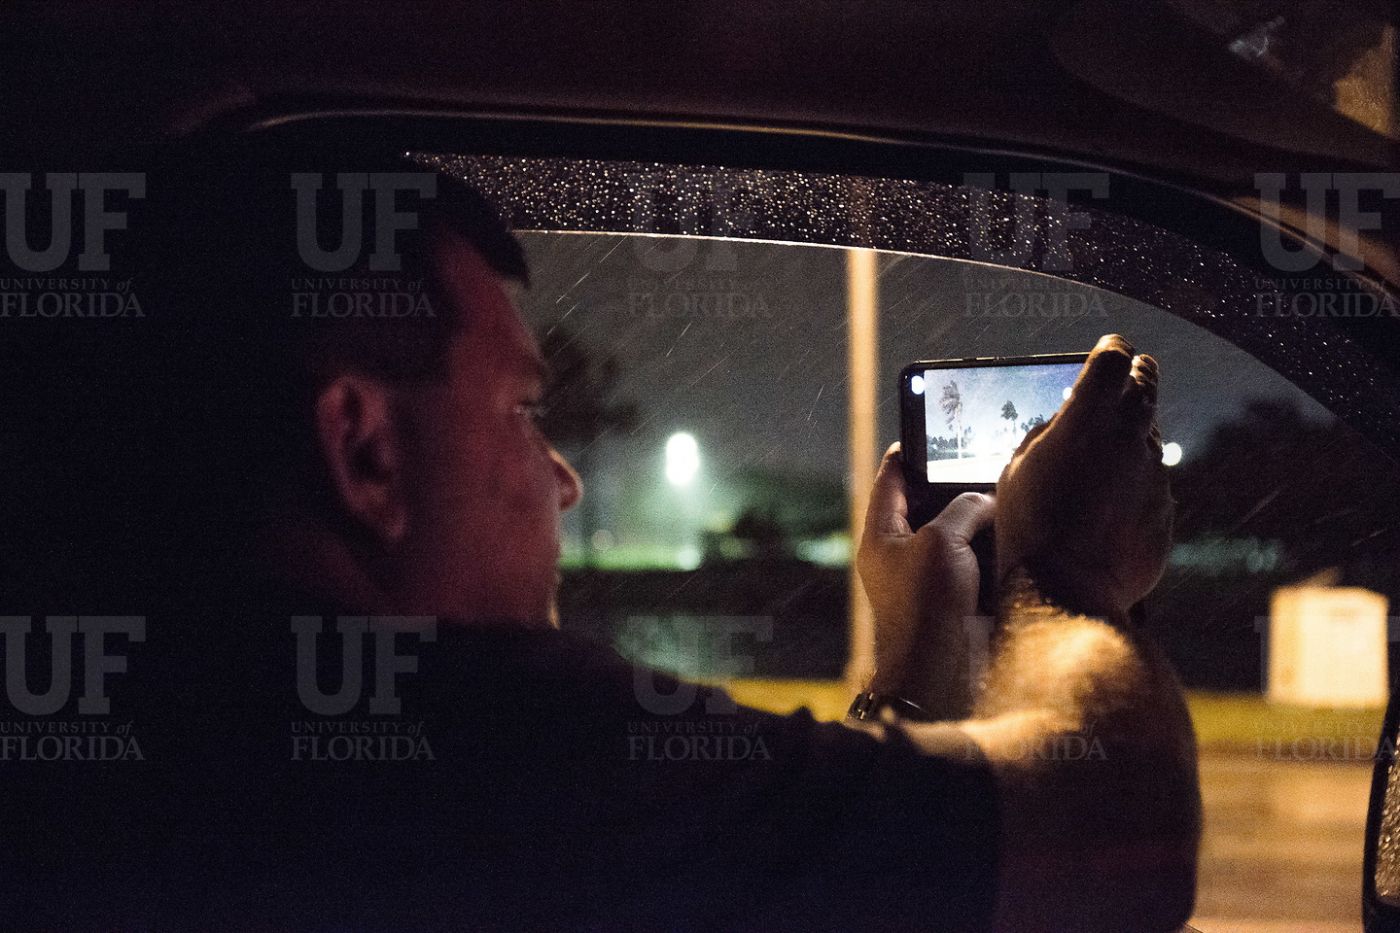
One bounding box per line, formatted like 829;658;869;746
1169;398;1400;588
1153;398;1400;688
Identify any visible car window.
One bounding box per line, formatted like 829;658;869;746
424;152;1397;929
518;229;1346;672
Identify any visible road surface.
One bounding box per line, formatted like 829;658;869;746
1190;750;1372;932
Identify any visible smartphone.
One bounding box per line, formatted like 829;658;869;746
898;352;1089;614
899;352;1089;530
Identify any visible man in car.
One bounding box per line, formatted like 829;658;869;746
34;147;1199;932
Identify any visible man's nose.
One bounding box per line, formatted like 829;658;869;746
551;447;583;512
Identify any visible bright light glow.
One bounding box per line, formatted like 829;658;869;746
665;432;700;487
1162;441;1182;466
909;374;926;396
676;543;702;571
1062;385;1074;401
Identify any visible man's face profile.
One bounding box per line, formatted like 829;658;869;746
311;221;582;626
407;225;582;624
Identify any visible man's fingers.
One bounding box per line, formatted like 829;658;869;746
1063;334;1135;427
1133;353;1159;403
865;442;912;537
1121;353;1160;439
1013;416;1053;456
927;491;995;545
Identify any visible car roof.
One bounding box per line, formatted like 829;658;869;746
4;2;1391;171
8;1;1395;285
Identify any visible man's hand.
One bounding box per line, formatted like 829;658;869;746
857;443;994;708
995;334;1173;619
868;339;1197;933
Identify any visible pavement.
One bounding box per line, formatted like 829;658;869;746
1189;750;1372;932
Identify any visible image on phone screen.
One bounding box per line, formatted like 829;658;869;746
913;361;1083;484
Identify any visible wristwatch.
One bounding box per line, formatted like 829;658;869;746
846;691;929;722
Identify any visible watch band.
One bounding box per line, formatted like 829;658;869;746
846;691;929;723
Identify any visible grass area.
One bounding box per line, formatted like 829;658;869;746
1187;691;1383;751
725;679;852;722
559;544;688;571
724;679;1387;752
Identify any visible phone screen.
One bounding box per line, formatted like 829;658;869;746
913;360;1084;484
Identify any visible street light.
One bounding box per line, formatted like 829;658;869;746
1162;441;1182;467
665;432;700;487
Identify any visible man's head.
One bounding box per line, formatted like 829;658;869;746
136;145;580;623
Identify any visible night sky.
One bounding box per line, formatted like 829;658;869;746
520;232;1332;471
515;232;1335;553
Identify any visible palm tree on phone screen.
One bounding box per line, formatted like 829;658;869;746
941;381;963;458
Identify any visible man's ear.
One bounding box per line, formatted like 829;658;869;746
313;374;408;546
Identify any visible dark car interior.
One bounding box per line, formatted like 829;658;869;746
4;3;1398;930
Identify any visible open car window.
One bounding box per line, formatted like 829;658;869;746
412;151;1399;928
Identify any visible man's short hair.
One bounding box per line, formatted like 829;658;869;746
137;142;527;379
128;140;530;545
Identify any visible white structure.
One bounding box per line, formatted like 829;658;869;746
1268;585;1389;708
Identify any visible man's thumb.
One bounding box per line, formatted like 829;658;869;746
865;443;912;537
